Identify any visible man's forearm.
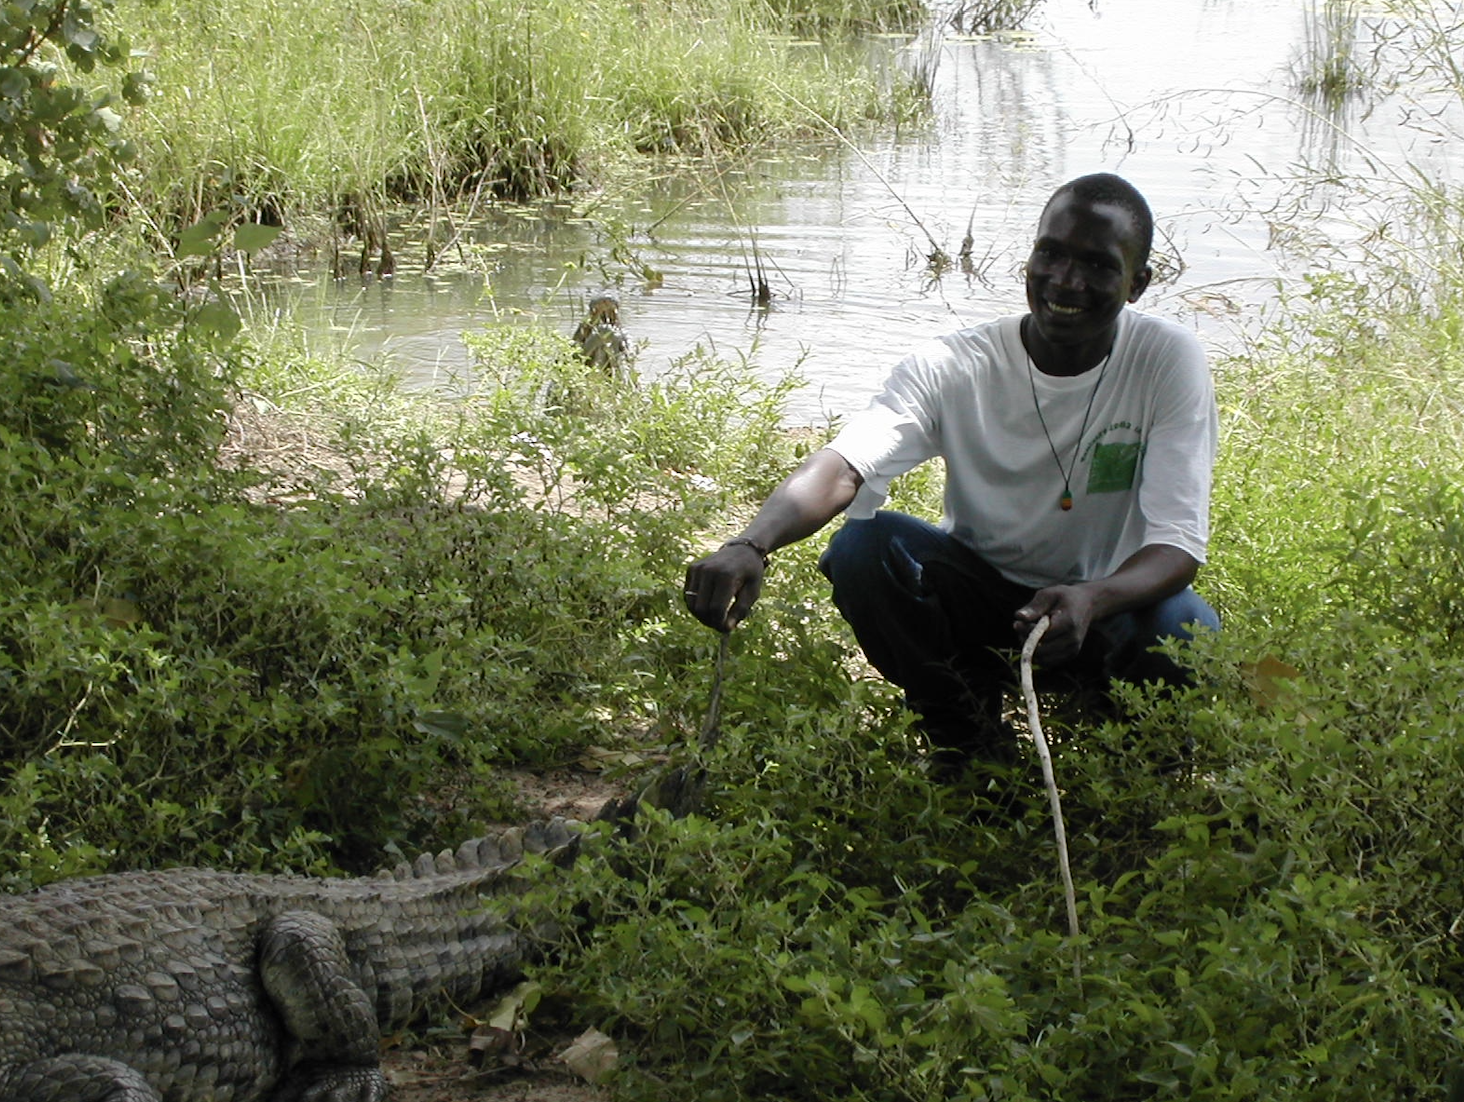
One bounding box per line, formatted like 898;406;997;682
736;448;863;553
1084;543;1200;622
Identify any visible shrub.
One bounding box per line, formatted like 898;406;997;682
0;302;809;883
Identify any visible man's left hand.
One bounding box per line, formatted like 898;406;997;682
1014;585;1097;665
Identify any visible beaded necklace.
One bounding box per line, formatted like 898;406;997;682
1026;350;1110;511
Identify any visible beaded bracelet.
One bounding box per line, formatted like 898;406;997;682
721;536;771;569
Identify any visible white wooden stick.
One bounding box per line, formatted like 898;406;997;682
1020;615;1083;978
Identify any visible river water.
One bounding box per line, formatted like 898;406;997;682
259;0;1463;425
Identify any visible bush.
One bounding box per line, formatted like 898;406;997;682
536;606;1464;1099
0;300;809;884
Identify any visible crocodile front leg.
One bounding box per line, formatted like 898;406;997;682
259;910;388;1102
0;1054;162;1101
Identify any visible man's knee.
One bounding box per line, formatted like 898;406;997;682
1105;587;1219;687
818;512;928;594
1148;587;1221;643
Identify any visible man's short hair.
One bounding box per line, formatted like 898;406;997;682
1046;173;1154;267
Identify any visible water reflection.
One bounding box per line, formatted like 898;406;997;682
252;0;1464;424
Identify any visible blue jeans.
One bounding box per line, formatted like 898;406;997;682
817;511;1219;756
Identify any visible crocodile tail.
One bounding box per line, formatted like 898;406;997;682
378;818;582;882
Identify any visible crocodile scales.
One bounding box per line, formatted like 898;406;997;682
0;817;579;1102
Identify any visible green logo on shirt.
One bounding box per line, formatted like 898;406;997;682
1086;441;1141;494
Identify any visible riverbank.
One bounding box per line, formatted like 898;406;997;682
112;0;933;259
16;246;1464;1093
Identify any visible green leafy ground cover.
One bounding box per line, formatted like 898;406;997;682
528;292;1464;1097
2;0;1464;1097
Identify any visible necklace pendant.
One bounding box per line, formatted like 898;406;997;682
1060;491;1074;511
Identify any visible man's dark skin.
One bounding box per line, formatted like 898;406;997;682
684;189;1200;666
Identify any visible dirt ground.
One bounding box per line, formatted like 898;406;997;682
383;1043;608;1102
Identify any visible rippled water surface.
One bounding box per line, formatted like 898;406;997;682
262;0;1464;423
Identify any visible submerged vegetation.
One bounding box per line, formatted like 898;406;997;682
4;0;1464;1097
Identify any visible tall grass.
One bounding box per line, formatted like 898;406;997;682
113;0;928;242
1205;273;1464;629
1292;0;1370;101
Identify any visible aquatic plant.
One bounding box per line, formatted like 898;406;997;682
947;0;1044;34
1260;0;1464;322
1292;0;1371;101
757;0;928;34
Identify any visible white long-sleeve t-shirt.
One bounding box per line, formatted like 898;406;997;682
827;310;1217;589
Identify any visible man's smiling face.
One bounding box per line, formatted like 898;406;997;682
1024;191;1152;353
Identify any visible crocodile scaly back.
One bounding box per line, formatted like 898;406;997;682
0;817;579;1102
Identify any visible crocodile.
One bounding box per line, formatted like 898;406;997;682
571;291;630;381
0;817;580;1102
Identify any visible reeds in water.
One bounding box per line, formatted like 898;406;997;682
112;0;935;245
1293;0;1369;102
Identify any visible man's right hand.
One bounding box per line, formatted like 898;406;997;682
684;541;766;632
681;448;864;633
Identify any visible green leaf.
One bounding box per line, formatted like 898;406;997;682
191;300;241;341
176;212;228;258
412;710;470;742
0;69;29;100
234;223;282;253
65;24;99;52
121;70;150;107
